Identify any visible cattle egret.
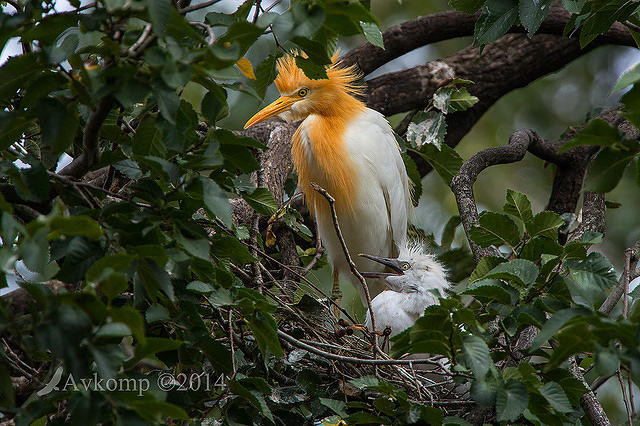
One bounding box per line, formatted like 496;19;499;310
244;52;413;308
360;243;449;340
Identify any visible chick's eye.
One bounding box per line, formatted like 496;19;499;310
297;88;309;97
401;262;410;271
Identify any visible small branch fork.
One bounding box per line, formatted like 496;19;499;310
310;182;380;355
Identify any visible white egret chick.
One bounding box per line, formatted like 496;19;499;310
360;243;449;339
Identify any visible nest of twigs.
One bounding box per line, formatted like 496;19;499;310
260;260;472;418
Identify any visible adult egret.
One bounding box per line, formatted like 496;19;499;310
361;243;449;340
244;52;413;308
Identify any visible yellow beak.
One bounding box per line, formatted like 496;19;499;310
244;96;297;129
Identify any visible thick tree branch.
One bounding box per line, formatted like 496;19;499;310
58;96;114;179
342;6;633;76
450;129;541;261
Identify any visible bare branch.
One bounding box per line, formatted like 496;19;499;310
310;183;379;353
450;129;542;261
277;329;443;367
599;241;640;316
58;96;114;179
342;6;633;76
178;0;221;14
569;357;611;426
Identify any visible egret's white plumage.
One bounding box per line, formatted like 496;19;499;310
244;52;413;306
363;243;449;338
306;109;413;303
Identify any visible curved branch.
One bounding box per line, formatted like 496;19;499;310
342;6;634;76
58;96;114;179
450;129;542;261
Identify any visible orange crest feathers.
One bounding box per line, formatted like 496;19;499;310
274;50;363;96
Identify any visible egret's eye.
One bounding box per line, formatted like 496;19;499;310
297;88;309;97
401;262;410;271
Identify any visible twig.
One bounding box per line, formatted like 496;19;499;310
263;0;282;13
178;0;221;14
207;218;359;326
190;21;215;45
252;0;261;23
618;370;633;426
2;338;38;378
624;20;640;33
228;309;236;377
277;329;442;366
623;248;632;319
310;182;380;355
301;238;325;276
47;171;152;208
127;24;152;56
599;241;640;315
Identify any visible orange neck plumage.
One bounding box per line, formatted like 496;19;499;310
291;93;365;217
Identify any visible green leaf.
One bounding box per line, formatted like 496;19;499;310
462;334;491;379
49;215;103;240
469;212;520;248
484;259;539;287
621;84;640;129
557;119;622;152
473;0;519;46
586;147;636;193
561;0;585;13
407;112;447;149
496;380;528;422
441;215;461;249
320;398;347;418
200;177;233;228
539;381;573;413
470;256;506;282
243;188;278;216
449;87;478;112
137;258;174;301
449;0;484;14
175;231;210;260
359;21;384;48
186;280;214;294
295;56;328;79
521;236;562;261
566;252;617;291
529;308;585;351
613;63;640;92
525;211;564;238
290;36;331;64
519;0;553;37
410;144;463;185
402;153;422;205
145;0;172;36
125;337;183;368
350;375;379;389
253;53;281;99
246;311;283;357
503;189;533;223
218;21;264;54
145;303;169;323
463;279;516;305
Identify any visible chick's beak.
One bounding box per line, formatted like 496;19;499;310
358;253;405;279
244;96;297;129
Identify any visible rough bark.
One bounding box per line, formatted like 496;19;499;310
341;7;633;76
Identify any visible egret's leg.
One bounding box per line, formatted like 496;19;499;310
331;269;341;318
